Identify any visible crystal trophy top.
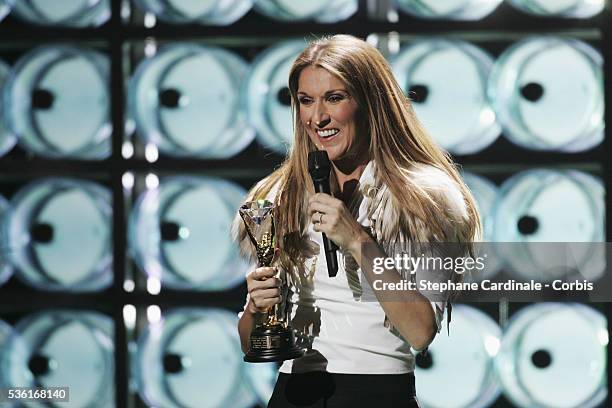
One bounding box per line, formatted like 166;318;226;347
239;199;276;267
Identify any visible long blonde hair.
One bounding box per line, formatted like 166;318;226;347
236;34;481;276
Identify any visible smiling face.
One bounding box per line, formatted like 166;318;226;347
297;66;365;162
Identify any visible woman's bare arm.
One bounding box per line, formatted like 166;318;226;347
348;231;438;351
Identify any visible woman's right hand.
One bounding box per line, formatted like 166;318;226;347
246;266;282;314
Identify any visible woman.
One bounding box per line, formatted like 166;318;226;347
234;34;480;407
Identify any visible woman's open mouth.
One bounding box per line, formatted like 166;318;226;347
317;128;339;141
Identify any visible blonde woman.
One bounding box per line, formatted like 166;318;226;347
234;34;480;407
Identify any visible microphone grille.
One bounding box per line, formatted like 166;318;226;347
308;150;331;179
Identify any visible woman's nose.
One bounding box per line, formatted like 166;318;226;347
310;100;330;128
315;118;331;128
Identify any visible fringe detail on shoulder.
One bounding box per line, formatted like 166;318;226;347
361;162;470;249
359;162;472;337
359;162;472;289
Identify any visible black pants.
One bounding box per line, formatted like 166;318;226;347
268;372;420;408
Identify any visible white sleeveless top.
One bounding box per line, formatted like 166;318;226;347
240;161;459;374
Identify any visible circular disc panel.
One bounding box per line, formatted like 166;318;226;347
0;0;13;22
394;0;503;20
0;59;17;157
496;303;607;408
416;305;501;408
3;178;112;291
133;0;253;25
129;44;253;158
508;0;604;17
392;40;500;154
0;311;114;408
11;0;110;27
4;45;111;159
0;194;14;287
492;169;604;282
129;176;248;290
244;40;306;154
489;37;603;152
135;308;276;408
463;172;502;280
254;0;356;22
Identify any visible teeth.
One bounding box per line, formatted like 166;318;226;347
317;129;339;138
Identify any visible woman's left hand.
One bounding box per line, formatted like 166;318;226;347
308;193;367;252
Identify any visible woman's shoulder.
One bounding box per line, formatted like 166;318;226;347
403;163;468;221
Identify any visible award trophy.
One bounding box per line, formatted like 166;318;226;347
239;199;304;362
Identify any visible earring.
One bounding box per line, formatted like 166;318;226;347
306;120;311;126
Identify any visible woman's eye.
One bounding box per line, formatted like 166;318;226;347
328;95;344;102
298;98;312;104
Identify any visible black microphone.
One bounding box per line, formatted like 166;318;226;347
308;150;339;277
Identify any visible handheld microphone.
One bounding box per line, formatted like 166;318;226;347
308;150;339;277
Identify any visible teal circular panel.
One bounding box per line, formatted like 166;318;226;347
416;305;501;408
0;59;18;157
4;45;111;158
0;0;14;22
508;0;604;17
392;39;500;154
496;303;606;408
0;319;15;392
462;172;502;280
129;44;253;158
129;176;248;290
394;0;502;20
0;194;14;286
135;308;277;408
492;169;604;282
463;173;498;242
3;178;112;291
488;37;603;152
254;0;356;22
11;0;110;27
244;40;306;154
133;0;253;25
0;310;114;408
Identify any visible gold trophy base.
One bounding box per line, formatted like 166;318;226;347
245;323;305;363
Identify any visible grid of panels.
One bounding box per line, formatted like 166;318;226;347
0;1;610;407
